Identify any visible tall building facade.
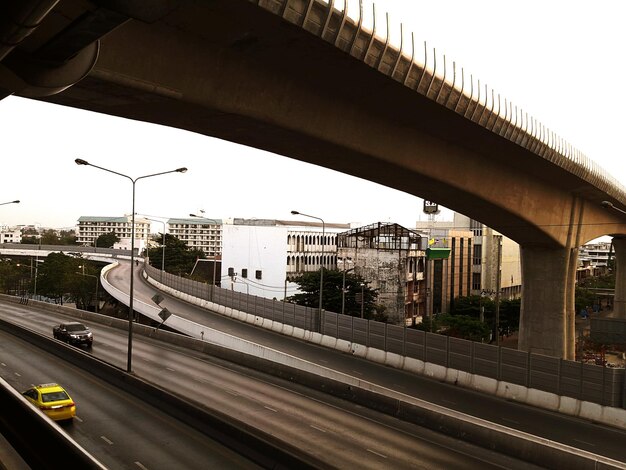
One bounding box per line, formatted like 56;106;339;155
166;217;222;257
337;223;425;325
77;216;150;251
416;212;522;304
221;218;349;300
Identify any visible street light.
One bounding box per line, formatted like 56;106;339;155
137;214;167;281
76;270;99;313
602;200;626;216
189;213;220;300
75;158;187;372
0;200;20;206
291;210;325;331
338;256;354;315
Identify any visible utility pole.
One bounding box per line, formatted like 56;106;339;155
495;235;502;346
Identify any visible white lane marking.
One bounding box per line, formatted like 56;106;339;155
310;424;327;433
135;462;149;470
100;436;114;445
165;367;175;372
264;406;278;413
573;439;596;447
74;416;83;422
366;449;388;459
351;370;363;375
1;362;6;366
14;372;21;377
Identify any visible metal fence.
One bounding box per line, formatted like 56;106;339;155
591;318;626;346
146;264;625;408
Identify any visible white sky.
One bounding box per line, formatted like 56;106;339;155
0;0;624;231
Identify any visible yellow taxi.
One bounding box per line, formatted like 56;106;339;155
22;383;76;421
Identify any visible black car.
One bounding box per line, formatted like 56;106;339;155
52;322;93;348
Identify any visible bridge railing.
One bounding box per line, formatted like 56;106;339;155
145;263;625;409
0;243;135;257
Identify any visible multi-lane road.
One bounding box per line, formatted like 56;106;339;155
1;260;625;468
107;262;626;461
1;301;542;469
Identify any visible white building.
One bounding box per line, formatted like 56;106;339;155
579;241;612;268
221;218;350;299
0;227;21;244
167;217;222;257
77;216;150;252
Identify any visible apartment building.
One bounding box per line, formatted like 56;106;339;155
77;215;150;251
166;217;222;257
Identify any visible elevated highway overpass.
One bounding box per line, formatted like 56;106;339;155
2;0;626;358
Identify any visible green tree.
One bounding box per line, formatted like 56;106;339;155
446;294;520;340
41;229;60;245
440;314;492;342
287;269;379;319
35;253;100;309
147;234;205;276
96;231;120;248
36;252;75;302
59;230;78;245
0;259;30;295
499;298;521;335
20;227;40;245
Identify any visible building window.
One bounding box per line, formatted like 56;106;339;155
255;270;262;280
472;272;481;291
241;268;248;278
473;244;482;265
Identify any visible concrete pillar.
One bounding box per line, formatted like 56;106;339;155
613;237;626;318
518;246;576;359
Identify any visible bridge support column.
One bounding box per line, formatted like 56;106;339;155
612;237;626;318
518;245;577;359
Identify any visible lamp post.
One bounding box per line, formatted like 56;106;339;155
602;200;626;216
291;210;325;331
75;158;187;372
339;256;353;315
0;200;20;206
77;271;99;313
359;282;365;319
138;214;167;281
189;213;220;300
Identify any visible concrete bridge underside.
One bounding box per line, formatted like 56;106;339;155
2;0;626;358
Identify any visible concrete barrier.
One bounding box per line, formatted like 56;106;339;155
0;376;106;470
